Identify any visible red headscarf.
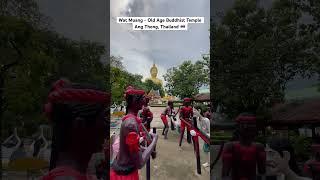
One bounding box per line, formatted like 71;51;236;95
44;79;109;121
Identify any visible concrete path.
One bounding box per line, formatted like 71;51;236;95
138;106;210;180
210;145;222;180
150;106;166;128
139;130;210;180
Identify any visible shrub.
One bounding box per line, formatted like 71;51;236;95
112;111;125;118
289;134;312;161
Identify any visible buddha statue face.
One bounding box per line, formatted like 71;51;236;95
150;64;158;78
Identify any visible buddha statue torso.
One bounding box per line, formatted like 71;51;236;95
148;63;162;85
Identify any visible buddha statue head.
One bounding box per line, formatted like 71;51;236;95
150;64;158;78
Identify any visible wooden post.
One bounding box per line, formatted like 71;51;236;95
151;128;157;159
146;145;150;180
192;135;201;175
146;128;157;180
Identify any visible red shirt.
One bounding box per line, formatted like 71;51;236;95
122;114;143;133
180;106;193;120
222;142;266;180
141;108;153;121
304;160;320;179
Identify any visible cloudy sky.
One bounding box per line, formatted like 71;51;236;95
38;0;107;44
38;0;317;90
110;0;210;82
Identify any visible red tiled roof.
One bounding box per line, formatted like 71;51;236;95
270;98;320;124
193;93;210;102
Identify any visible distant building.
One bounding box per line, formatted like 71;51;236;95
147;88;162;104
268;98;320;141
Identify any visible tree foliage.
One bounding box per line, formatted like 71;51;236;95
211;0;319;118
164;59;208;99
110;56;146;103
298;0;320;89
1;1;108;139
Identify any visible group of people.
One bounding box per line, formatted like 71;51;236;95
160;97;211;145
110;86;158;180
39;79;213;180
160;97;194;145
40;79;320;180
217;113;320;180
38;80;158;180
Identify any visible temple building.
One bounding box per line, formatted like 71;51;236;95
147;88;162;104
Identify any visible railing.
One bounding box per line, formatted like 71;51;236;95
180;118;210;175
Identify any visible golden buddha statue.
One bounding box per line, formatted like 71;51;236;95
147;63;163;85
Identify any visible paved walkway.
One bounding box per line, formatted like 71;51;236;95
143;107;210;179
150;106;166;128
139;130;210;180
111;106;210;179
210;145;222;180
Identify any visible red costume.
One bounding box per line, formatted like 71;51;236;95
222;114;266;180
122;88;149;141
110;169;139;180
222;142;266;180
161;103;175;139
110;113;144;180
41;79;109;180
179;98;193;146
140;107;153;132
304;161;320;180
111;87;156;180
110;117;141;180
42;166;97;180
304;144;320;180
161;106;173;125
122;113;151;142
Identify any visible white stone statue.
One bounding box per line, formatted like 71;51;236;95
265;138;311;180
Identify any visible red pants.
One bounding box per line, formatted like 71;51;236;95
180;119;190;132
179;119;191;146
160;114;168;126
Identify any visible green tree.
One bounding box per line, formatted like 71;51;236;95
299;0;320;90
164;60;208;99
1;12;107;139
211;0;317;118
110;55;125;70
110;56;146;103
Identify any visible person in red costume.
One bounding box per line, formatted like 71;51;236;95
179;98;193;148
41;79;109;180
304;144;320;180
110;86;158;180
221;113;266;180
140;107;153;132
161;100;176;139
139;97;153;132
